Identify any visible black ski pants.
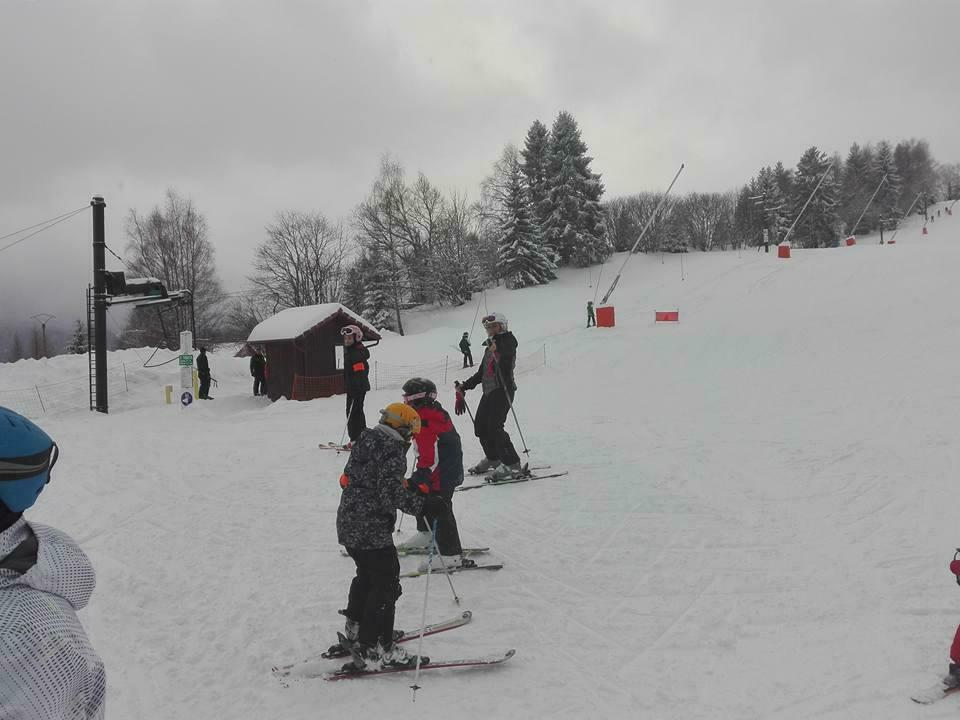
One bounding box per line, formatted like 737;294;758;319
587;313;596;327
198;372;211;399
462;350;473;368
346;393;367;442
474;388;520;467
344;547;402;648
253;375;266;396
415;488;463;556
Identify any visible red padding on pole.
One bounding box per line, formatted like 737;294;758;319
596;306;615;327
778;244;791;258
845;236;856;246
923;226;929;235
655;311;679;322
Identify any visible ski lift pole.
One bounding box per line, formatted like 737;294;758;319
781;162;835;246
888;192;922;244
599;163;685;305
849;175;887;237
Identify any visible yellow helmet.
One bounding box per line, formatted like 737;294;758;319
379;402;422;439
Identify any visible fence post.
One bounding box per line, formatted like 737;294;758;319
444;355;448;384
375;361;378;390
543;344;547;368
34;386;46;414
123;362;129;391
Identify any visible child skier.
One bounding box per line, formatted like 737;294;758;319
335;402;446;671
586;301;596;327
0;407;106;717
455;312;523;481
396;378;475;572
459;332;473;368
341;325;370;443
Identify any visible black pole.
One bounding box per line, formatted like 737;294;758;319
92;196;108;414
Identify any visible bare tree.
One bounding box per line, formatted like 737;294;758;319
681;192;736;251
250;211;349;309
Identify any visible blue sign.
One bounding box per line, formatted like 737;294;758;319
181;392;193;407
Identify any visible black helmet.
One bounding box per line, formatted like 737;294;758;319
402;377;437;406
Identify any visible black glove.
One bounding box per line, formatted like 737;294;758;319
422;493;448;516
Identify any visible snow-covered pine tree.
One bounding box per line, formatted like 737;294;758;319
840;143;873;233
520;120;552;238
363;250;397;332
789;146;840;248
870;141;902;229
544;111;609;267
756;166;790;243
497;158;557;289
65;320;87;355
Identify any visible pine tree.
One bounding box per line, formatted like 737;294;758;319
788;146;839;248
520;120;552;236
543;111;610;267
65;319;87;355
756;167;790;243
497;158;557;289
363;250;396;332
840;143;872;234
870;141;902;229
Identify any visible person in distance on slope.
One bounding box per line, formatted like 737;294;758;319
455;312;523;481
197;347;213;399
335;403;446;671
459;332;473;368
0;407;106;718
341;325;370;444
250;348;267;397
395;378;475;572
586;300;596;328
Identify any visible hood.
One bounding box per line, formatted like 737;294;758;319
0;517;96;611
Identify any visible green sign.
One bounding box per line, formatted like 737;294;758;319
179;355;194;367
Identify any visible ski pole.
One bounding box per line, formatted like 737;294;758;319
340;398;354;448
410;519;439;702
493;359;530;455
429;534;461;605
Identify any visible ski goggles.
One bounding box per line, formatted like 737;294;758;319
0;443;59;483
339;327;355;336
482;315;502;327
402;391;437;404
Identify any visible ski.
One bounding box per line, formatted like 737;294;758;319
341;546;490;558
323;649;515;681
318;442;350;451
271;610;473;682
457;471;569;492
911;675;960;704
400;563;503;579
467;463;550;477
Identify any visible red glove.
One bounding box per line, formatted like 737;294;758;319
454;389;466;416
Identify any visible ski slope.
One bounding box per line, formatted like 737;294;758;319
4;205;960;718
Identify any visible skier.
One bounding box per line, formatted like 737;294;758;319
459;332;473;368
455;312;523;482
396;378;475;572
335;403;446;671
197;347;213;400
0;407;106;717
586;301;596;328
341;325;370;443
250;349;267;397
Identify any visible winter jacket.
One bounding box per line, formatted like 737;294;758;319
0;518;106;719
343;344;371;397
409;403;464;494
459;337;470;353
197;352;210;377
250;353;266;377
337;424;424;550
461;331;517;396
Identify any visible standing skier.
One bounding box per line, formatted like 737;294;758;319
396;378;475;572
342;325;370;443
335;403;445;671
197;347;213;400
0;407;106;718
455;312;523;481
459;332;473;368
250;349;267;397
586;301;596;328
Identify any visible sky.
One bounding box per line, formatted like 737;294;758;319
1;0;958;339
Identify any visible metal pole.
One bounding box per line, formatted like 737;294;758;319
34;386;45;414
888;192;922;244
600;163;684;305
782;163;834;246
92;196;108;414
849;175;887;238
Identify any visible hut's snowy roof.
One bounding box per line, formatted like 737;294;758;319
247;303;378;343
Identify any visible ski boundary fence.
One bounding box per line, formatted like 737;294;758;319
0;363;145;419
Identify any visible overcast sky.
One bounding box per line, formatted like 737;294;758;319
2;0;958;336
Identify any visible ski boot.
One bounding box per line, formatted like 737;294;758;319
417;554;478;574
468;458;498;475
486;463;526;483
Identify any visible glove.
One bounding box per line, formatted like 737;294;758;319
403;470;432;496
422;493;448;516
454;389;466;416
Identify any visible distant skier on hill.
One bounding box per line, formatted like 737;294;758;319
586;301;596;328
455;312;522;482
459;332;473;368
396;377;474;573
334;403;446;671
250;349;267;397
0;407;106;718
342;325;370;443
197;347;213;400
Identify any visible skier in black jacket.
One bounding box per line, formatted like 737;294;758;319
456;312;522;481
250;350;267;396
197;347;213;400
459;332;473;368
342;325;371;443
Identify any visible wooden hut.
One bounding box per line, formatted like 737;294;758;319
246;304;381;402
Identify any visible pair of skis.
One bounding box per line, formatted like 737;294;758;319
271;610;514;683
458;464;569;492
911;674;960;704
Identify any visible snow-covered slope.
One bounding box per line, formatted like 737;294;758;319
4;204;960;719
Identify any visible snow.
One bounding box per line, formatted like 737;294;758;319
247;303;373;342
3;203;960;718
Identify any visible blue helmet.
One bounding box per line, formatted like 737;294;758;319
0;407;58;512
